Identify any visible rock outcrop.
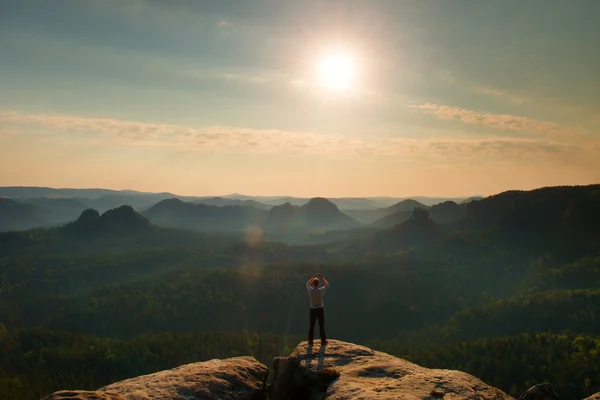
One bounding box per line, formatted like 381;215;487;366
517;383;560;400
44;340;572;400
41;356;268;400
268;339;513;400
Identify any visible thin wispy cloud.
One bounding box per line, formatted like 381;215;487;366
476;88;600;128
472;86;532;105
387;137;593;166
413;103;585;138
2;110;597;168
0;110;366;158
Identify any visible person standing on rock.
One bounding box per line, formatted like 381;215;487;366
306;273;328;345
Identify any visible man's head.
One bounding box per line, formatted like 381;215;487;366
312;278;319;288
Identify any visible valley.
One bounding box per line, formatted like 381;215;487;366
1;184;600;399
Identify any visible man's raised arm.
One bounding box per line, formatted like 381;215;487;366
317;273;329;289
306;274;317;288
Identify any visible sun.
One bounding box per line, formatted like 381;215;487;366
316;51;357;91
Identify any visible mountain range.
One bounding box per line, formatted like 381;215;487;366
3;184;598;249
2;185;598;245
0;186;479;234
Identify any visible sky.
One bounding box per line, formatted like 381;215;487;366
1;0;599;198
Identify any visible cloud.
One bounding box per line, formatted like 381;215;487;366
381;137;594;166
472;86;532;105
474;86;600;128
0;110;367;158
413;103;585;138
0;126;19;139
180;65;279;86
2;110;597;168
440;70;600;130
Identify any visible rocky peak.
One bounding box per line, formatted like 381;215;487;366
302;197;339;213
75;208;100;223
151;198;186;210
64;205;152;236
302;198;344;226
270;201;296;215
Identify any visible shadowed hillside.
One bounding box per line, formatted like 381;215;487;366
264;197;360;236
142;198;268;232
0;198;46;231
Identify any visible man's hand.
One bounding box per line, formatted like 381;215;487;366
306;273;319;287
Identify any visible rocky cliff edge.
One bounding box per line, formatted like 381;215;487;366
268;339;512;400
42;339;570;400
42;356;268;400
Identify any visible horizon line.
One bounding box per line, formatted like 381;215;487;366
4;183;600;200
0;184;490;199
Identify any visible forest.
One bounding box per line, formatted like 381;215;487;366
1;184;600;399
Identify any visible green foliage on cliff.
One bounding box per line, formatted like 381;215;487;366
0;327;301;400
369;332;600;399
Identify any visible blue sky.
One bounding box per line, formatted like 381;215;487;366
1;0;599;197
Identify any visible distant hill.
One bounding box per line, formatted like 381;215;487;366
387;199;430;213
0;186;177;200
383;196;480;207
21;197;89;224
62;205;154;236
461;184;600;237
370;185;600;236
0;186;121;199
373;200;468;228
0;198;46;231
345;199;430;224
220;195;376;209
328;198;387;210
142;198;268;232
0;186;200;210
429;201;467;223
222;194;309;207
0;196;146;231
460;196;484;204
374;208;442;249
343;208;390;224
371;210;414;228
303;197;359;227
0;186;481;211
192;197;272;210
264;197;360;234
221;194;478;209
79;194;177;213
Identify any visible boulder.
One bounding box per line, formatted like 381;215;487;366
517;383;560;400
268;339;513;400
42;356;268;400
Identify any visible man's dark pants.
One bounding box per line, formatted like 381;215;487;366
308;307;327;343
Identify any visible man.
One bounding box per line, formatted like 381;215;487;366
306;272;329;345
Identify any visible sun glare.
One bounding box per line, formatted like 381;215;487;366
316;51;357;91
